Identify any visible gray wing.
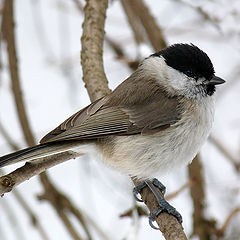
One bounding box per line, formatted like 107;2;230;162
40;87;183;144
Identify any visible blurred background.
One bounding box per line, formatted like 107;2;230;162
0;0;240;239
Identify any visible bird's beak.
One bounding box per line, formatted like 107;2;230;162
209;75;225;85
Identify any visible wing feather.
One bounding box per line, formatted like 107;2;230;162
40;78;183;144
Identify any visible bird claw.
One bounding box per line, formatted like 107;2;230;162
133;182;146;202
149;202;183;230
133;178;166;202
133;178;182;230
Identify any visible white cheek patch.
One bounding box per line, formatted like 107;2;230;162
167;69;189;91
140;56;208;99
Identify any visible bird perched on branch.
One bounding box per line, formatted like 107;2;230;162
0;43;225;227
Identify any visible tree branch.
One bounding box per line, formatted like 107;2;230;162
0;151;78;196
80;0;111;101
188;155;217;240
128;0;167;51
1;0;35;146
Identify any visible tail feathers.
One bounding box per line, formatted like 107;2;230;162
0;142;76;168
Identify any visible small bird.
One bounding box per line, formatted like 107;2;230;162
0;43;225;226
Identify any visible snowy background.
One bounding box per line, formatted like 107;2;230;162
0;0;240;239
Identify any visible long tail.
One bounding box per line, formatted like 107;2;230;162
0;142;79;168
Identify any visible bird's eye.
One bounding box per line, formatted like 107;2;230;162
185;70;195;78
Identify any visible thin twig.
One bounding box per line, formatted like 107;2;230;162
13;188;50;240
216;207;240;239
209;135;240;172
0;121;20;151
165;178;195;201
38;173;90;240
0;196;26;239
171;0;221;32
1;0;35;147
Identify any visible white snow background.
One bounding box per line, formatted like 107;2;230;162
0;0;240;240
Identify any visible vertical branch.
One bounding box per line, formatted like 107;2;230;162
121;0;146;45
188;155;217;240
129;0;167;51
81;0;111;102
1;0;35;146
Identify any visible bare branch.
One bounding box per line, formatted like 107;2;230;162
0;121;20;151
72;0;140;71
12;188;50;240
0;151;78;196
80;0;111;101
132;179;188;240
121;0;146;45
0;196;26;239
1;0;35;146
165;178;195;201
216;207;240;239
38;173;91;240
171;0;221;32
188;155;217;239
129;0;167;51
209;135;240;172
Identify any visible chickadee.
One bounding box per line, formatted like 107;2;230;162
0;43;225;226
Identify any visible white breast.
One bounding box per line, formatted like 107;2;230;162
100;96;215;180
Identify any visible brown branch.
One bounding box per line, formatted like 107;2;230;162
165;178;195;201
0;151;78;196
121;0;146;45
133;179;188;240
216;207;240;239
80;0;111;101
72;0;140;71
0;195;26;239
1;0;35;146
129;0;167;51
188;155;217;240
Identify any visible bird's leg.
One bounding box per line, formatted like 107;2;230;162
133;178;166;202
133;178;182;229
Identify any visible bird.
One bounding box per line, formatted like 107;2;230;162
0;43;225;227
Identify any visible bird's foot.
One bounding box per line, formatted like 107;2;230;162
133;178;166;202
133;178;182;229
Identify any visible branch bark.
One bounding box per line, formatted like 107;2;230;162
128;0;167;51
0;151;78;196
121;0;146;45
188;155;217;239
81;0;111;101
